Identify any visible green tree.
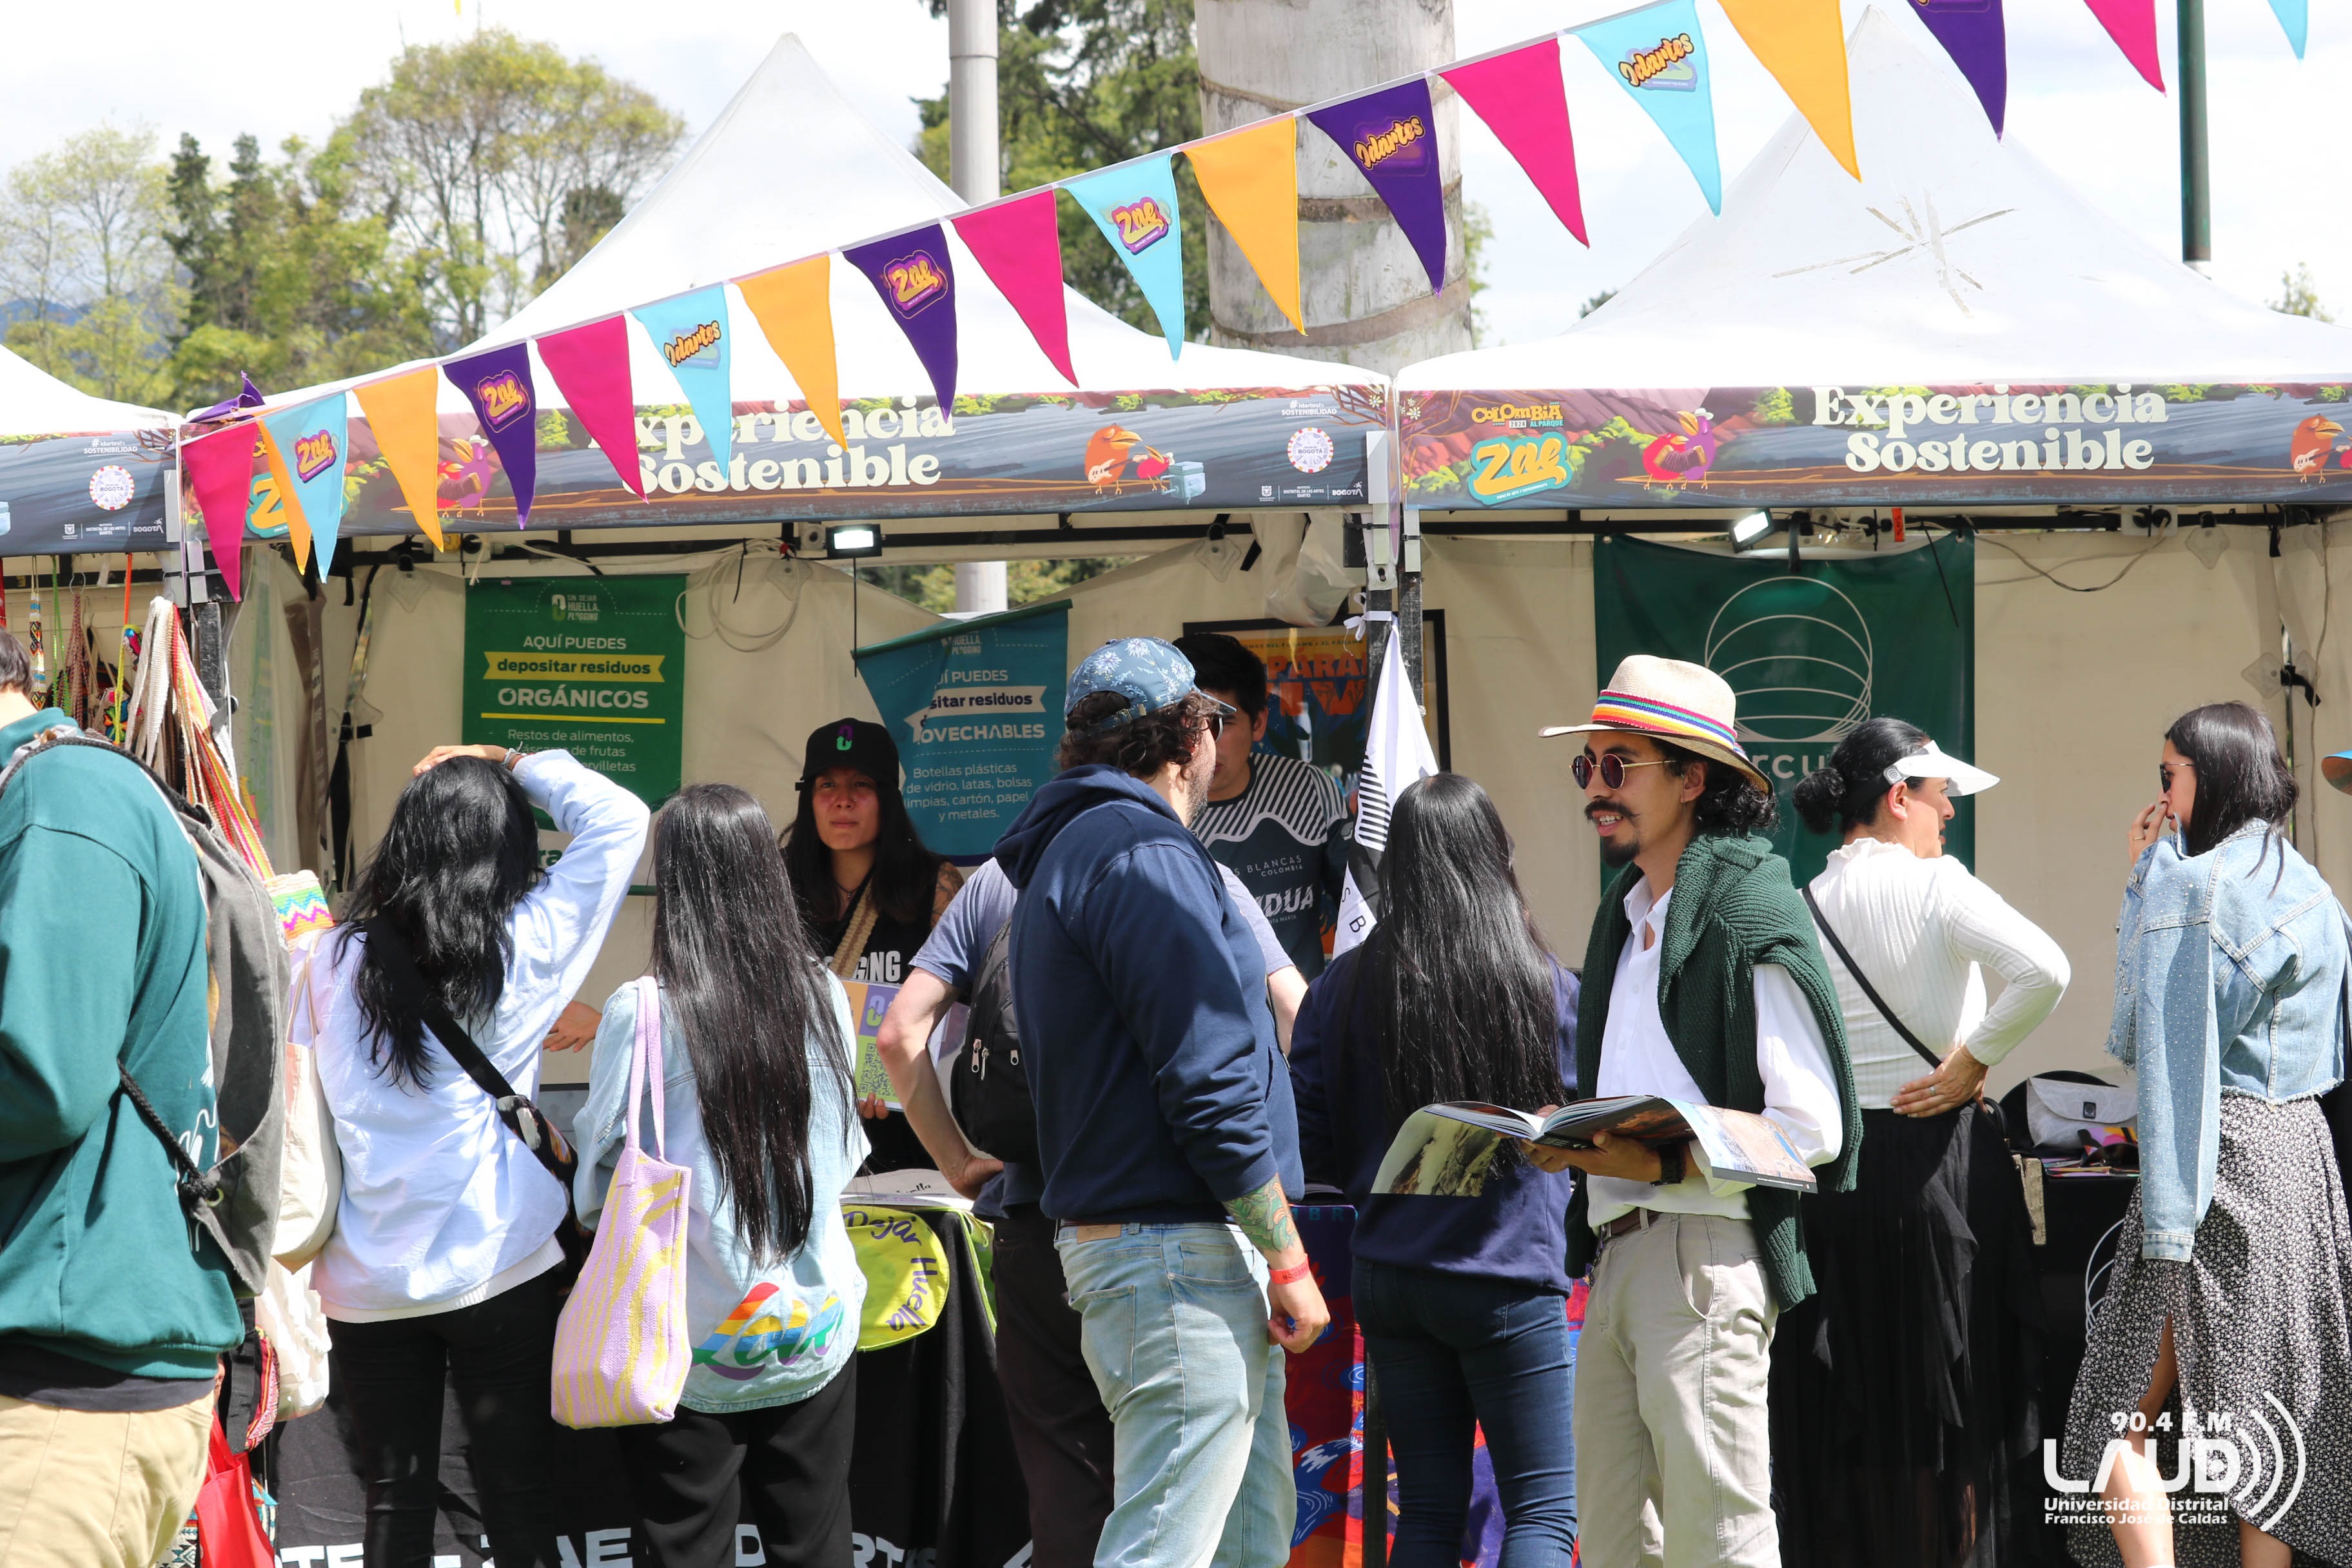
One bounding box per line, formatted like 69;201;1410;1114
162;131;437;407
0;125;181;404
2272;263;2332;322
342;29;683;348
917;1;1210;342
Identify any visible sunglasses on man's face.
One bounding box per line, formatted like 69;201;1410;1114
1202;696;1239;740
1573;753;1671;790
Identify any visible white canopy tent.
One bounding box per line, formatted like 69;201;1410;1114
0;344;172;437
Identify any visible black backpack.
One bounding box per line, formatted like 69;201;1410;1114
952;919;1039;1166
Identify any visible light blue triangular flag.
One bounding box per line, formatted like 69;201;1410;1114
260;393;350;576
2267;0;2308;56
1062;157;1187;357
632;285;737;467
1574;0;1722;215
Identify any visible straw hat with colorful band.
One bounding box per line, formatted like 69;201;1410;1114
1540;655;1770;793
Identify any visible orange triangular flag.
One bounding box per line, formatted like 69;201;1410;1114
354;366;447;550
1715;0;1859;179
1186;119;1304;335
737;255;846;448
253;422;315;572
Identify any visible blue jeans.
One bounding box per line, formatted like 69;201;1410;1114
1353;1259;1577;1568
1055;1222;1294;1568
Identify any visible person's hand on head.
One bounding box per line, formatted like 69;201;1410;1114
415;743;509;777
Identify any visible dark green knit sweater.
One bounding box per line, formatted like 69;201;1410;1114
1567;832;1861;1309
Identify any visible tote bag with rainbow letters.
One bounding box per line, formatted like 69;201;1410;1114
553;977;692;1427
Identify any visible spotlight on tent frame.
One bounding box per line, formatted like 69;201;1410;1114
1728;512;1774;551
827;524;884;559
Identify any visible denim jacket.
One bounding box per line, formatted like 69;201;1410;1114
2108;821;2348;1261
573;972;868;1412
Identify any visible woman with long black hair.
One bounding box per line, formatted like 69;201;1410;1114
305;743;649;1568
1773;717;2068;1568
2064;702;2352;1568
783;718;961;1167
575;784;867;1568
1288;773;1580;1568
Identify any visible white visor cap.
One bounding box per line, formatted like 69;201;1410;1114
1883;743;1999;797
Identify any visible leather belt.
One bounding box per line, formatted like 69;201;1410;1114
1600;1208;1666;1241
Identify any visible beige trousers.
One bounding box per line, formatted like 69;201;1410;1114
1571;1212;1779;1568
0;1387;213;1568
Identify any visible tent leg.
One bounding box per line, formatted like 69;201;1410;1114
1398;507;1424;698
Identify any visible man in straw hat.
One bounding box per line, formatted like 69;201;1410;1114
1528;655;1860;1567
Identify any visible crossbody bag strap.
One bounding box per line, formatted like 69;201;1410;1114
829;881;880;980
1801;883;1943;1071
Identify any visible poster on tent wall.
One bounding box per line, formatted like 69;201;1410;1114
461;574;686;807
854;602;1069;859
1402;383;2352;508
1592;536;1974;888
0;428;171;554
306;386;1384;541
1183;615;1451;808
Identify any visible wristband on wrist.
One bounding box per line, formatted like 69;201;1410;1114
1267;1260;1313;1286
1652;1141;1687;1187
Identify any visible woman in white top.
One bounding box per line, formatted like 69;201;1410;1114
301;744;649;1568
1769;718;2068;1568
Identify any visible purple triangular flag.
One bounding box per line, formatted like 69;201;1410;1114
1308;77;1449;295
446;342;540;527
843;226;959;413
1913;0;2007;135
191;371;270;423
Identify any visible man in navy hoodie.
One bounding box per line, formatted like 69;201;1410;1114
997;637;1329;1568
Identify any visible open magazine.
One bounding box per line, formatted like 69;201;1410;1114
839;979;969;1112
1371;1096;1818;1198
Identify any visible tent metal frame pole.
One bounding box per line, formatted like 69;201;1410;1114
2179;0;2212;273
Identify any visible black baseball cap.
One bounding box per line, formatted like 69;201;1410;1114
798;717;900;790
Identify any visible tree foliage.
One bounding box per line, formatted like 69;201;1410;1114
2271;263;2332;323
917;0;1209;342
340;28;685;348
0;125;181;406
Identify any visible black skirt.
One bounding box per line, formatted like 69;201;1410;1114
1772;1102;2044;1568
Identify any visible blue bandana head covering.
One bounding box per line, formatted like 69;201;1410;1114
1064;638;1197;734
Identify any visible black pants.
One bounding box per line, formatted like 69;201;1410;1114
614;1356;857;1568
328;1269;560;1568
991;1204;1114;1568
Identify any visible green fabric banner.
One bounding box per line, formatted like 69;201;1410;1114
1592;536;1974;888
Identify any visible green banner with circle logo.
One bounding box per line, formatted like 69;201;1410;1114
1592;536;1974;888
462;574;685;805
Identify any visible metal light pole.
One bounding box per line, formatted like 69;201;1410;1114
948;0;1009;614
2179;0;2211;273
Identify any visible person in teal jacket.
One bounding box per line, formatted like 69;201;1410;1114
0;627;235;1568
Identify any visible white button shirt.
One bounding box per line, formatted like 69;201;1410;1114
1587;879;1846;1230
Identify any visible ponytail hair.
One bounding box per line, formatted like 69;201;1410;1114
1793;716;1934;836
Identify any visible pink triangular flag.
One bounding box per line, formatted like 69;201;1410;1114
1441;40;1588;246
534;317;645;499
953;192;1077;386
2081;0;2164;88
183;423;259;600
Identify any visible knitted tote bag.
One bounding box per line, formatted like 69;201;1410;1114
553;977;693;1427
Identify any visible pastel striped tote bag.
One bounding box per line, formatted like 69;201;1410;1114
553;977;693;1427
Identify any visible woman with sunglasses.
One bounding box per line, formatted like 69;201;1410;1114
2062;702;2352;1568
1769;718;2068;1568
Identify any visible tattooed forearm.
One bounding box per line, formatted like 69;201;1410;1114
1224;1177;1302;1258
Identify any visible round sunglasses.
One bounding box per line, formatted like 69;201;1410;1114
1572;754;1671;790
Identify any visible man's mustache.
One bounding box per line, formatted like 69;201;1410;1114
1585;799;1631;821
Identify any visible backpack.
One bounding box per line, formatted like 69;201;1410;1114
952;919;1039;1166
0;726;289;1298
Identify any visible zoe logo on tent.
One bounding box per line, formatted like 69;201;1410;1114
1469;433;1573;504
474;370;532;430
1355;116;1429;170
1111;197;1171;255
1621;34;1698;90
293;430;338;483
662;320;723;368
882;251;950;315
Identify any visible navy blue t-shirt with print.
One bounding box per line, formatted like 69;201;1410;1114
1191;749;1350;981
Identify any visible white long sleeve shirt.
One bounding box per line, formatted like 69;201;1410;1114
305;752;650;1320
1587;881;1846;1230
1807;838;2070;1110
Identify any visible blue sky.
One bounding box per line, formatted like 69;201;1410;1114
1;0;2336;344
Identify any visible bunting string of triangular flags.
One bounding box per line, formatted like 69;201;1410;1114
188;0;2297;600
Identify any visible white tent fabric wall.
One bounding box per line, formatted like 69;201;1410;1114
0;343;169;435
